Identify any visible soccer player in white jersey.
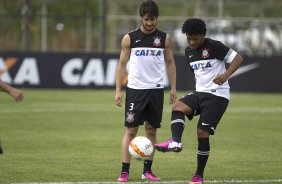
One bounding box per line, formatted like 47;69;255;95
0;80;24;154
115;0;177;182
155;18;243;184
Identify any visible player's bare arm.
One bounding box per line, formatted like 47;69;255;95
213;53;243;85
115;34;131;107
0;81;24;102
164;33;177;104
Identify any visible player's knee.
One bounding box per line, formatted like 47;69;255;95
126;127;138;138
145;125;156;137
197;128;210;138
172;101;182;111
172;101;192;115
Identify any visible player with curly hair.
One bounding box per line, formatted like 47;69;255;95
155;18;243;184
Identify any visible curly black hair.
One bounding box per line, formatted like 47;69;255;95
181;18;207;36
139;0;159;18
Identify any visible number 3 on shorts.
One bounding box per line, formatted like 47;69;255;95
129;103;134;111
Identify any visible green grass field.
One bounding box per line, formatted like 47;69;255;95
0;89;281;184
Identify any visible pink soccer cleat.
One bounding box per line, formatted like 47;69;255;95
154;138;182;152
188;175;204;184
141;171;161;181
117;172;129;182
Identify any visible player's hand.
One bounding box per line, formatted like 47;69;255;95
169;88;177;104
213;74;228;85
10;89;24;102
115;92;123;107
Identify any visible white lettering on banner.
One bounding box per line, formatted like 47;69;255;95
0;57;12;83
61;58;83;85
80;59;104;85
61;58;118;86
61;57;169;87
105;59;118;85
14;58;40;85
0;57;40;85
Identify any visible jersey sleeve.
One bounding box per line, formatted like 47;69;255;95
213;40;237;63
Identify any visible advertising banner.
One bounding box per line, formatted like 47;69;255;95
0;52;281;92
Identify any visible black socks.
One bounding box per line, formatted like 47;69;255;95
143;159;152;173
196;138;210;177
171;111;185;142
121;160;153;174
121;162;130;173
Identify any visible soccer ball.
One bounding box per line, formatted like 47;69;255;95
129;136;153;160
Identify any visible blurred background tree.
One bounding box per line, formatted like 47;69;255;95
0;0;281;56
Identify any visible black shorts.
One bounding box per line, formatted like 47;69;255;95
179;91;229;135
124;87;164;128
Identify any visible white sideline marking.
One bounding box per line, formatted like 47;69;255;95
11;178;282;184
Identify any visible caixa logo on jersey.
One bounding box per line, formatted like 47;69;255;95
190;61;212;70
0;57;40;85
135;49;162;56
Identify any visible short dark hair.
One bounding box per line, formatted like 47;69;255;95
181;18;207;36
139;0;159;18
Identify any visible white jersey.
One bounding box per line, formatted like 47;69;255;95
185;38;237;100
127;28;167;89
